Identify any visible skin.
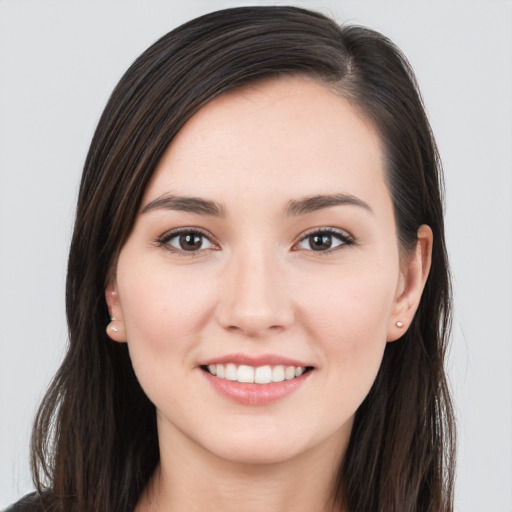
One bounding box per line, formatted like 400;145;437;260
106;76;432;512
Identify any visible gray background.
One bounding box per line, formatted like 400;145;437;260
1;1;511;510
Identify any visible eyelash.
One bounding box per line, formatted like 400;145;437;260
294;227;355;255
156;227;219;257
156;227;355;257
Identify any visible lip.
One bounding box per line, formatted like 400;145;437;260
199;353;312;368
201;369;312;406
198;353;314;406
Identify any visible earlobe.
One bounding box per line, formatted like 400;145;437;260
105;282;127;343
387;224;433;342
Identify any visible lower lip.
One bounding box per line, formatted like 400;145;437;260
201;369;312;406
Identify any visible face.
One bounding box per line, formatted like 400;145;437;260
107;76;426;467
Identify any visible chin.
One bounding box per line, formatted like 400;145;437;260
202;421;341;468
198;424;311;466
214;442;304;466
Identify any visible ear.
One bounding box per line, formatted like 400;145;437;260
387;224;433;342
105;281;127;343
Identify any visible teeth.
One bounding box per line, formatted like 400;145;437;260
237;365;254;383
285;366;296;380
225;363;237;381
272;365;285;382
205;363;308;384
216;364;225;378
254;365;272;384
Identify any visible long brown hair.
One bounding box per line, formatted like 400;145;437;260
28;6;455;511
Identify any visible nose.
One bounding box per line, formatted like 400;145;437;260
215;247;294;337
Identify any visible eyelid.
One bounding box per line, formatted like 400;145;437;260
293;227;355;253
156;226;355;256
156;227;219;255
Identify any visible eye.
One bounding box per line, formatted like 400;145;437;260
295;228;354;253
158;228;217;254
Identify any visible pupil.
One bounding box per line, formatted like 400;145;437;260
311;234;332;250
180;233;202;250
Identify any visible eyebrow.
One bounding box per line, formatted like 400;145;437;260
285;193;373;216
142;194;226;217
141;192;371;217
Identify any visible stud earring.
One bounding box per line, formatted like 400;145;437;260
108;317;119;332
395;321;405;328
108;316;117;331
107;317;124;338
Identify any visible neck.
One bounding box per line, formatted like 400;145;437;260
137;421;349;512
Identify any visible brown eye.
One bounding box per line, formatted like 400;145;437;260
179;233;204;251
309;234;333;251
296;228;353;253
161;230;216;253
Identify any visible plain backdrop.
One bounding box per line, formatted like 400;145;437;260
1;1;511;510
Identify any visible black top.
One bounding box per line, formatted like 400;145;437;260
5;493;44;512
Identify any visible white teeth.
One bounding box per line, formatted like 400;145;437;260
237;365;255;383
205;363;308;384
272;365;285;382
254;365;272;384
225;363;237;381
285;366;296;380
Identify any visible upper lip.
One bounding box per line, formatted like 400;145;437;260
199;353;313;368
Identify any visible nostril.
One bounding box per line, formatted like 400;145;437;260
224;323;285;337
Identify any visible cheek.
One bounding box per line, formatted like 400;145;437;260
119;262;214;338
116;262;217;384
299;265;396;397
115;263;222;421
302;262;396;340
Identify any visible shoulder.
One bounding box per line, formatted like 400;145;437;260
4;493;47;512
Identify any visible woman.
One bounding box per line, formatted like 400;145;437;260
9;6;455;512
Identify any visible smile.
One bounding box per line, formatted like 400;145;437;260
203;363;310;384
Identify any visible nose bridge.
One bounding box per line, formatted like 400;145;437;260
217;242;293;335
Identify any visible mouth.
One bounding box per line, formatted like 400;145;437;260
200;363;314;384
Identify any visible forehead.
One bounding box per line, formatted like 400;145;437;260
144;76;389;212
